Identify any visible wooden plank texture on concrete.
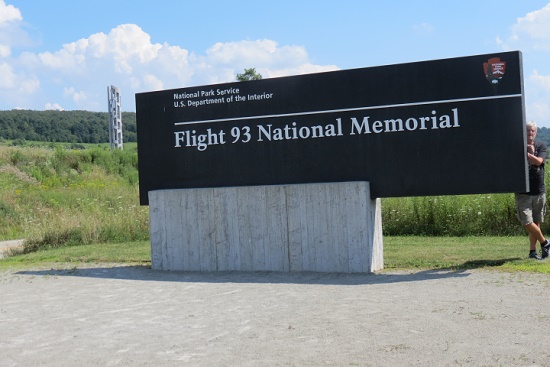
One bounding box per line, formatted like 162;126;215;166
149;182;383;273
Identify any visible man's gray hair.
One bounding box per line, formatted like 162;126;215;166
527;121;537;131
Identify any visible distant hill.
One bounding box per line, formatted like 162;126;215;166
536;127;550;148
0;110;136;144
0;110;548;149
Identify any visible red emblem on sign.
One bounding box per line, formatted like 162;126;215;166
483;57;506;85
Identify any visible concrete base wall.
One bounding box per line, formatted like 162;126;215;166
148;182;383;273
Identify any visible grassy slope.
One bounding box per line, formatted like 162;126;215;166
0;144;148;244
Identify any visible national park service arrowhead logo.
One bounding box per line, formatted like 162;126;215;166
483;57;506;85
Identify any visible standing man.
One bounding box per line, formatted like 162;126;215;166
516;121;550;260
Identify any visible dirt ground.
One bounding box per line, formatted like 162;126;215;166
1;264;549;367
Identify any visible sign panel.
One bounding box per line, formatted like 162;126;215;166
136;51;527;205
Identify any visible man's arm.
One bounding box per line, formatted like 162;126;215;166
528;142;547;166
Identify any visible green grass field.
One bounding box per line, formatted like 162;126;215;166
383;236;550;273
2;236;549;274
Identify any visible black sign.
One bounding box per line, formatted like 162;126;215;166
136;51;527;205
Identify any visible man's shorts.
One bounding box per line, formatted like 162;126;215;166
515;193;547;226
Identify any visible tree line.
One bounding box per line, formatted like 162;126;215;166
0;110;136;144
534;126;550;148
1;108;550;148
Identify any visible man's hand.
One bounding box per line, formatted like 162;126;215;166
528;152;543;166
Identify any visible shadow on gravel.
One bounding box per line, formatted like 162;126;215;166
455;258;522;270
17;266;471;285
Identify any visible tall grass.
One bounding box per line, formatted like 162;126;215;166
382;161;550;236
0;144;149;250
381;193;522;236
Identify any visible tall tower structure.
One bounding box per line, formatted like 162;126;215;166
107;85;123;150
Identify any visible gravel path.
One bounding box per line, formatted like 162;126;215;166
1;264;549;366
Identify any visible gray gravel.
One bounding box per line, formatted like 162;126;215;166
1;264;549;366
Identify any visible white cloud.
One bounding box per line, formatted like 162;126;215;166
498;3;550;51
530;69;550;90
526;70;550;125
39;40;89;74
0;19;337;111
203;39;309;69
0;0;23;57
44;102;64;111
0;61;39;108
142;74;164;91
0;44;9;57
18;76;39;94
0;61;15;87
191;39;338;85
498;3;550;127
529;101;550;123
0;1;21;24
205;39;279;64
63;87;88;104
513;4;550;50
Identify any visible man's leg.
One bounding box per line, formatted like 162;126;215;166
525;222;544;251
516;194;546;259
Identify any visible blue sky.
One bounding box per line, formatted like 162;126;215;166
2;1;550;126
